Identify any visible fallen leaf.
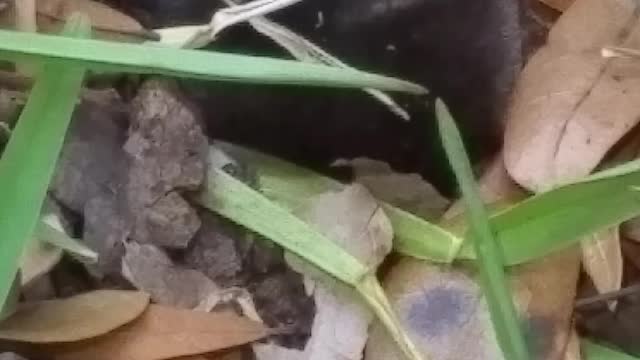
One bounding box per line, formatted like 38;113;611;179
48;305;267;360
365;248;580;360
538;0;576;12
333;158;449;221
255;184;392;360
581;226;623;310
504;0;640;191
0;0;149;41
122;242;222;311
36;0;150;41
0;290;149;343
300;184;393;270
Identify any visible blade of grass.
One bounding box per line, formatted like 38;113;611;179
196;148;426;360
0;14;90;309
214;140;462;263
582;339;640;360
216;140;640;266
435;99;529;360
456;158;640;263
0;29;426;94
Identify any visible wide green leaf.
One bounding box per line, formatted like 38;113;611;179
0;29;426;94
0;15;89;308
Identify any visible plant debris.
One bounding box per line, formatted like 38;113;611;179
45;305;267;360
0;290;149;343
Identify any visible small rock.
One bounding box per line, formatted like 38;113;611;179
124;79;208;249
183;212;247;287
132;191;201;249
250;271;316;349
83;195;129;277
51;97;129;214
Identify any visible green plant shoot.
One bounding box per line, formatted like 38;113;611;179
0;29;426;95
435;98;529;360
0;15;90;309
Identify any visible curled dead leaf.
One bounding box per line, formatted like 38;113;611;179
48;305;268;360
505;0;640;191
0;290;150;343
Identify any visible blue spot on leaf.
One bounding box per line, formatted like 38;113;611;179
407;286;475;337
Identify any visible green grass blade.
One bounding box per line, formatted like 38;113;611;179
583;339;640;360
214;141;462;263
214;141;640;267
0;15;90;308
196;161;368;285
435;99;529;360
0;30;426;94
456;159;640;264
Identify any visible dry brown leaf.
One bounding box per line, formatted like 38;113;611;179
581;226;623;309
0;290;149;343
539;0;576;12
0;0;148;41
333;158;449;221
48;305;268;360
364;248;580;360
504;0;640;191
33;0;149;41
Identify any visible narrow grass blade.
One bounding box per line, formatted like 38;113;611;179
214;141;462;263
582;339;640;360
456;158;640;264
435;99;529;360
197;162;368;285
0;30;426;94
0;15;89;308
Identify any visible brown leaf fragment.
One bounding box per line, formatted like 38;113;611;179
581;226;623;310
505;0;640;191
539;0;576;12
0;290;149;343
36;0;151;41
48;305;268;360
